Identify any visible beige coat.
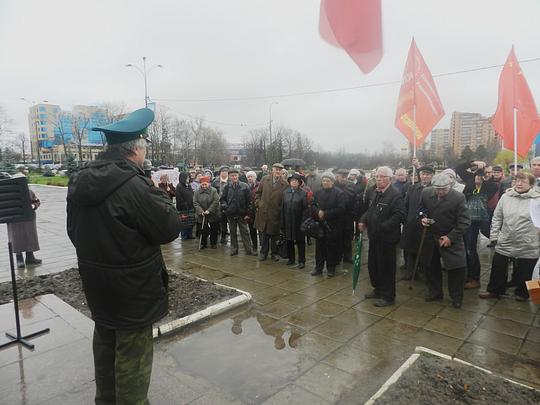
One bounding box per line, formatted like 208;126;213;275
491;187;540;259
254;175;288;235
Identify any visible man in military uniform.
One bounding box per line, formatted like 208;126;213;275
67;108;183;405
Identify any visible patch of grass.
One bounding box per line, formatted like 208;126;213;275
28;175;69;187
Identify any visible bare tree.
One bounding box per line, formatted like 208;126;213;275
190;117;205;167
72;112;91;163
52;111;72;160
243;128;269;167
147;107;174;165
17;133;29;163
197;127;228;166
0;105;14;147
100;102;127;145
171;118;193;165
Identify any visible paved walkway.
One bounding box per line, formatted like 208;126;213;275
0;185;539;404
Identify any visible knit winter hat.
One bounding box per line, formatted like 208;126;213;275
321;171;336;182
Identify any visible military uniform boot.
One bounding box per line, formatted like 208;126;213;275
25;252;42;265
16;253;25;268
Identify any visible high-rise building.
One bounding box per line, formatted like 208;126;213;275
430;128;450;159
27;103;60;163
27;103;106;164
449;112;500;156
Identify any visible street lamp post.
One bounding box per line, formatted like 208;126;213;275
268;102;279;163
20;98;48;169
126;56;163;107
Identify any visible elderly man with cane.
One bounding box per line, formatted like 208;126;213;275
419;173;471;308
400;165;435;280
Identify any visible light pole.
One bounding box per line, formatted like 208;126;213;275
20;98;48;169
268;102;279;163
126;56;163;107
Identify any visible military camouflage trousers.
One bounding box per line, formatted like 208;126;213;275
93;323;154;405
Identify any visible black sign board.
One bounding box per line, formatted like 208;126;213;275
0;177;33;224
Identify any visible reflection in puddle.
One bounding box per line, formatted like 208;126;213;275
159;307;321;403
230;309;301;351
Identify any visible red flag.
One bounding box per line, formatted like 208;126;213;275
319;0;383;74
492;47;540;157
395;39;444;147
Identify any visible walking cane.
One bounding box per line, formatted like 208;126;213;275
198;214;206;251
409;226;428;290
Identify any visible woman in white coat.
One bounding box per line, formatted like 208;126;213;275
479;172;540;301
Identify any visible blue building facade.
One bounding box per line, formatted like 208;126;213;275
53;109;106;146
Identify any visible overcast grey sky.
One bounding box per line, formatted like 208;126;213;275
1;0;539;152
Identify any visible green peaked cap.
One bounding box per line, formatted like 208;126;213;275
92;108;154;145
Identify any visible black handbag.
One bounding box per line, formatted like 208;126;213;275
178;209;197;227
300;217;325;240
466;194;489;222
276;235;288;258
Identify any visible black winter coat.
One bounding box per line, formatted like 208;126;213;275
334;180;358;221
67;154;182;330
176;173;194;211
352;181;367;217
281;187;308;240
360;185;405;244
311;186;346;231
400;182;429;252
419;187;471;270
220;181;251;217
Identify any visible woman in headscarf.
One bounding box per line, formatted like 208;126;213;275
281;173;308;268
193;176;220;248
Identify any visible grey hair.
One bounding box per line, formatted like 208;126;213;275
395;168;407;176
531;156;540;164
376;166;394;177
106;138;147;158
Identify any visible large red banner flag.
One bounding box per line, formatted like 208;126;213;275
395;39;444;147
319;0;383;74
492;47;540;157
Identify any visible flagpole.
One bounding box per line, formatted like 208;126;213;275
411;38;417;185
412;105;417;184
513;107;518;176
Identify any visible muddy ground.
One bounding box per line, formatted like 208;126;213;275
0;268;240;322
373;353;540;404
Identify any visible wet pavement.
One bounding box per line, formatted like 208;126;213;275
0;185;539;404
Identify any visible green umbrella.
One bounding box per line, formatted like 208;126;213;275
352;233;363;295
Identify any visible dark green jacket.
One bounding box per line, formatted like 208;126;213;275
67;153;182;330
193;186;220;223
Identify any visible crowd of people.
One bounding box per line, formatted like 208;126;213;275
63;108;540;404
162;156;540;309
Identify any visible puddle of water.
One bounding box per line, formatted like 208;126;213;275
157;308;320;404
